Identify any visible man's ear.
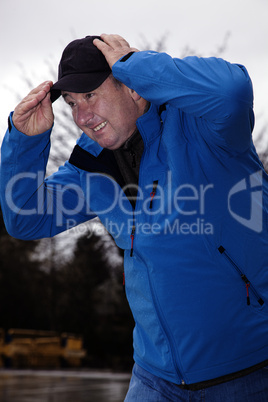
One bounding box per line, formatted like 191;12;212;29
126;87;148;115
128;88;141;102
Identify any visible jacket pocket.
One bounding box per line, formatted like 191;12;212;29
218;246;264;307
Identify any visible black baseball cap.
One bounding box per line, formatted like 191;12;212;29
50;36;111;103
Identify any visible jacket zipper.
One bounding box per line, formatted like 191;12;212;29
129;180;159;256
146;265;185;385
126;125;184;382
218;246;264;306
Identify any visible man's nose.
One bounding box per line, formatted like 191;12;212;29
75;104;94;126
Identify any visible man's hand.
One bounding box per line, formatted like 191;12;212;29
13;81;54;136
93;34;139;69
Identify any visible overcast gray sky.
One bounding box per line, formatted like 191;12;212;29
1;0;267;143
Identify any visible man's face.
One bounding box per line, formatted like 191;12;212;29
62;77;143;150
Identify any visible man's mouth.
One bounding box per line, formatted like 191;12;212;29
93;121;108;132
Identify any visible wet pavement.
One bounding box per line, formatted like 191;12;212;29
0;369;131;401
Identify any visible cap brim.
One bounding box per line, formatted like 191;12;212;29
50;70;111;103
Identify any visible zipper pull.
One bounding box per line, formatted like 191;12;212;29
241;274;250;305
246;283;250;305
150;180;159;209
130;225;136;257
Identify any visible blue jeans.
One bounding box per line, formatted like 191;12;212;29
124;363;268;401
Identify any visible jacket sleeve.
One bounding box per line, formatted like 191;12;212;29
112;51;255;153
0;113;95;240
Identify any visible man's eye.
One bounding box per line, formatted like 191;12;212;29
68;102;75;108
86;93;93;99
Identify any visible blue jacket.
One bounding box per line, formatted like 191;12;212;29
1;51;268;385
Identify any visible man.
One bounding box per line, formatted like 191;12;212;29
1;34;268;401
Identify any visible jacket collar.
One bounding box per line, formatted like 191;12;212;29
136;103;162;147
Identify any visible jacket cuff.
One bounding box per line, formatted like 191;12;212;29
119;51;136;62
